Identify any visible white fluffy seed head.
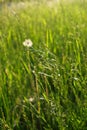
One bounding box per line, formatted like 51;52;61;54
23;39;33;47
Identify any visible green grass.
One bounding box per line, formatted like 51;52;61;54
0;0;87;130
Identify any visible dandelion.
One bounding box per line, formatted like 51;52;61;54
23;39;33;47
29;97;34;102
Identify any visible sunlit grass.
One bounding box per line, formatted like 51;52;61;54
0;0;87;130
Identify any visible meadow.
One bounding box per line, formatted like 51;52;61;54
0;0;87;129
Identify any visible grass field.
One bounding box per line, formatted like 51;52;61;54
0;0;87;129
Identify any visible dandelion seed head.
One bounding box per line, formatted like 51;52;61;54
23;39;33;47
29;97;34;102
